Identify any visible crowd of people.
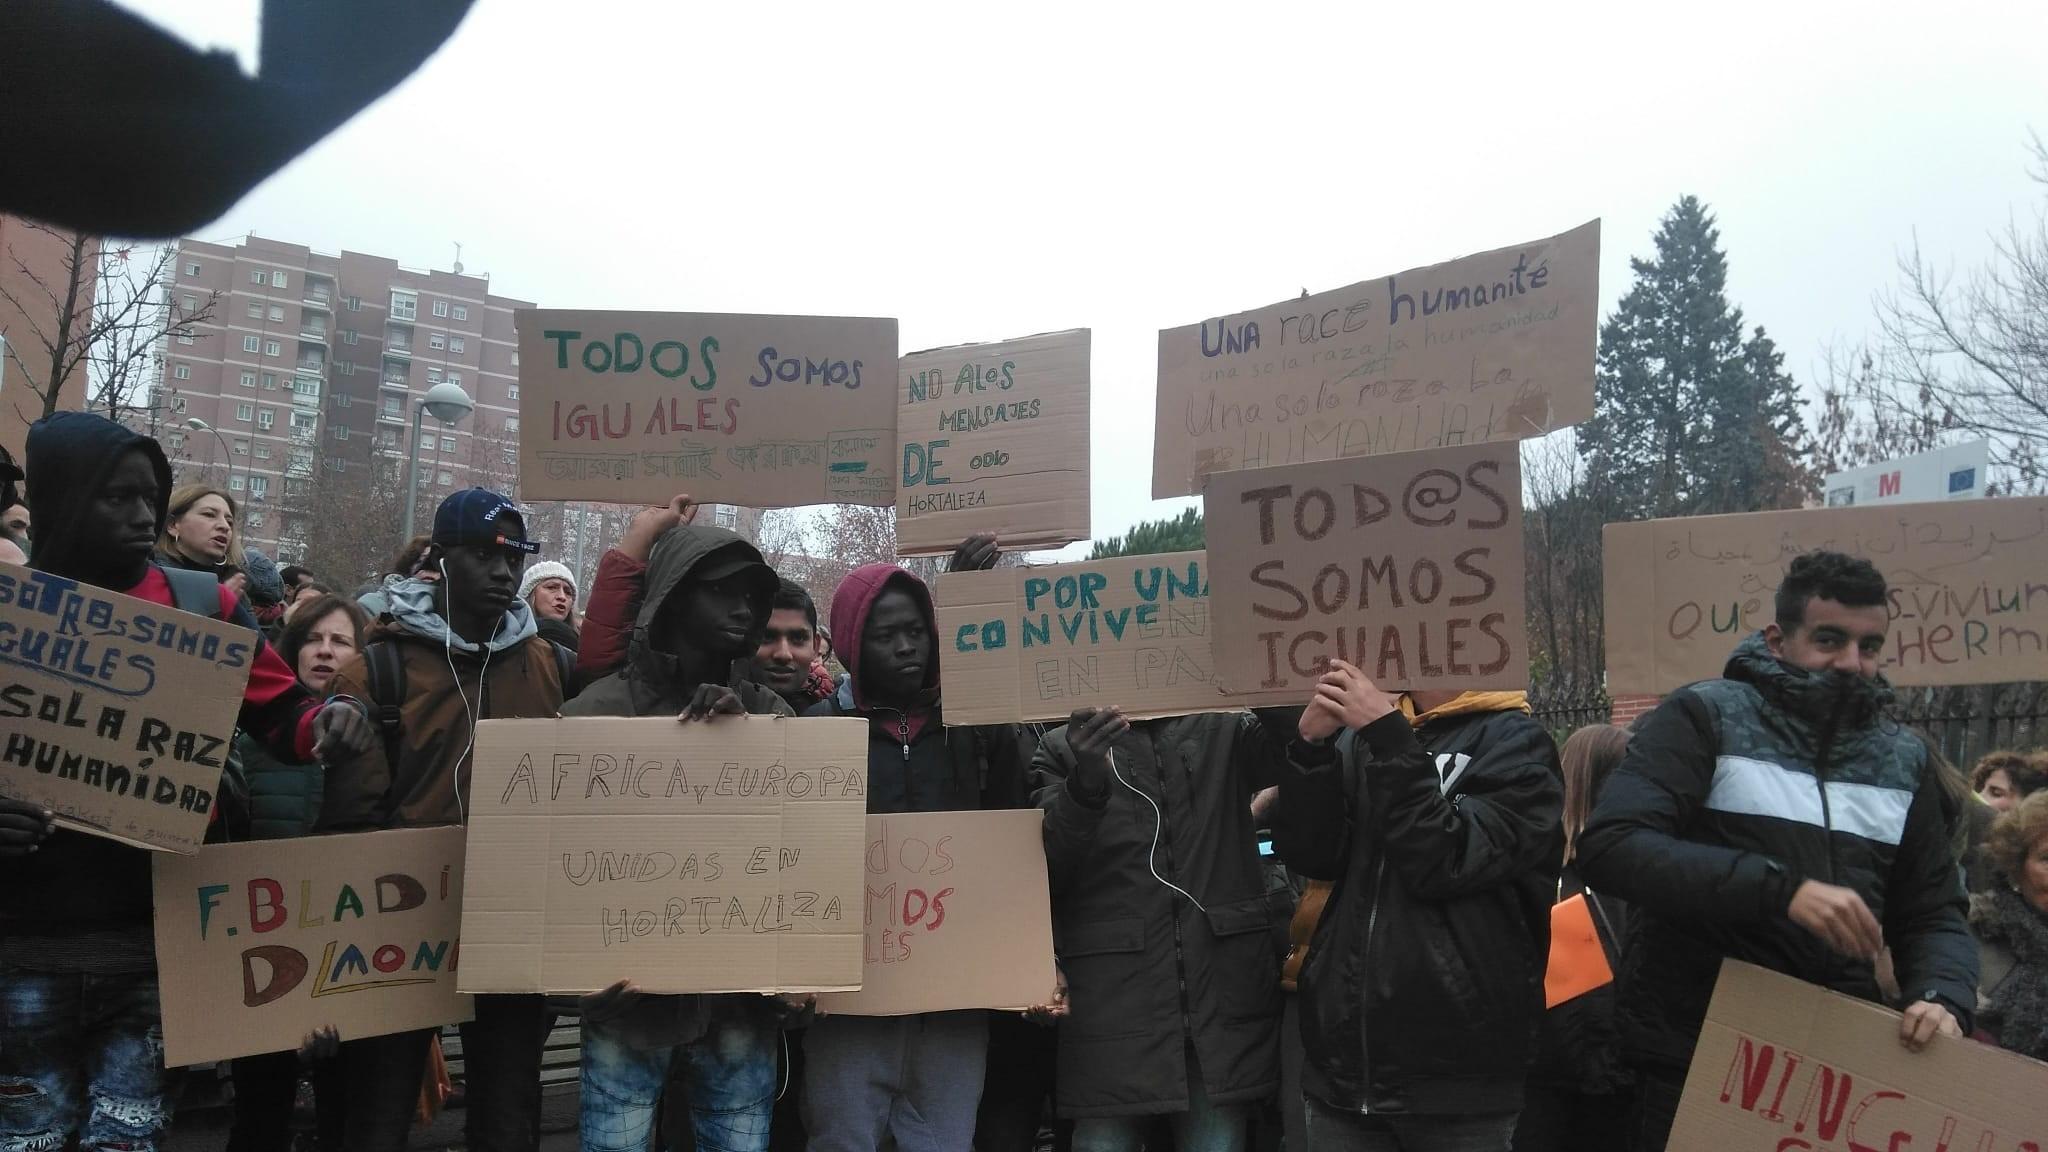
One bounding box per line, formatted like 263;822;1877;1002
2;413;2046;1152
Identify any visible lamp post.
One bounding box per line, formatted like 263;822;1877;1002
186;417;238;494
399;380;475;548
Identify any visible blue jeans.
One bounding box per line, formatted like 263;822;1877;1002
0;968;172;1152
1303;1099;1518;1152
582;1013;779;1152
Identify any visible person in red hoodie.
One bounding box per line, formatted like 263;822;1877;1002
0;411;373;1152
799;538;1033;1152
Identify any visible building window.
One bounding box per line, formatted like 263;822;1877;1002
339;361;355;376
249;477;269;501
713;506;738;529
264;340;281;357
390;291;417;321
432;300;450;318
437;470;454;486
236;403;254;421
181;294;197;312
262;373;278;390
511;349;519;367
291;412;316;431
257;409;275;430
426;367;441;382
334;393;352;408
254;444;271;460
172;363;191;380
382;397;402;415
268;305;284;322
239;371;255;388
242;335;260;353
271;271;287;288
246;302;263;319
440;435;457;452
449;337;465;354
186;262;201;276
445;372;461;386
233;439;250;457
341;329;358;345
453;305;468;321
246;510;265;530
505;416;519;433
249;270;266;285
507;384;519;400
335;426;350;441
167;431;186;451
345;295;361;311
170;395;188;413
230;474;246;490
429;334;446;351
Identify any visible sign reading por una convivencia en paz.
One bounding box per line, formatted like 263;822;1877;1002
152;827;472;1065
1152;221;1598;498
517;309;899;508
895;329;1090;554
458;716;868;995
0;561;251;853
1203;443;1527;694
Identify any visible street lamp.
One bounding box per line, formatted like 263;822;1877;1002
186;417;238;494
399;380;475;547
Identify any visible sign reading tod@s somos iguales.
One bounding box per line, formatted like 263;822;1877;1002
0;560;251;853
152;827;473;1066
516;309;899;508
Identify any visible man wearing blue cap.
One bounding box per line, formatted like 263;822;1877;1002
317;488;577;1152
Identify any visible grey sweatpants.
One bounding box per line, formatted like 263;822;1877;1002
802;1010;989;1152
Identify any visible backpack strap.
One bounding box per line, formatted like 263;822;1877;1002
161;565;225;619
360;639;408;777
546;640;576;701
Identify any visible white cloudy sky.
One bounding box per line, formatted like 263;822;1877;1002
121;0;2048;553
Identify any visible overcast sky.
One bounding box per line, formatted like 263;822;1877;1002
122;0;2048;553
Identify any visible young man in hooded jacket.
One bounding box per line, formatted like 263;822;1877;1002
801;536;1031;1152
564;521;797;1152
1275;660;1563;1151
316;488;570;1152
1578;551;1978;1151
0;412;374;1152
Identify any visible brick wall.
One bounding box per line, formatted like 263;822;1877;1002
1610;694;1661;727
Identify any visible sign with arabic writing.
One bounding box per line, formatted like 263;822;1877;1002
1604;497;2048;693
516;309;899;508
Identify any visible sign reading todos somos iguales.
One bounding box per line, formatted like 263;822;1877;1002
1151;221;1598;499
152;827;472;1065
516;309;899;508
0;561;251;853
1202;442;1527;695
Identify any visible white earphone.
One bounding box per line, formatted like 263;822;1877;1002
440;556;494;826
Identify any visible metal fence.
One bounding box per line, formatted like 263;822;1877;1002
1528;681;1612;739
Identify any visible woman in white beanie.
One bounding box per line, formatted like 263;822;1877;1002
519;560;579;629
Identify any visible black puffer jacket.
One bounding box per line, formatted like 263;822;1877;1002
1277;705;1562;1116
1578;634;1978;1071
1035;711;1295;1118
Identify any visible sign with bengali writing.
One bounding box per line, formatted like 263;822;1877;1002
1667;961;2046;1151
1203;443;1528;694
895;329;1090;555
458;716;868;994
517;309;899;508
0;561;251;853
152;827;473;1065
1603;498;2048;694
1152;221;1598;498
935;551;1300;725
815;810;1056;1016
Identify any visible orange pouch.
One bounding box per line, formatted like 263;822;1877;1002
1544;892;1614;1008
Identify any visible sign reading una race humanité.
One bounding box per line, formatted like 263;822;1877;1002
1152;221;1598;499
0;561;251;853
516;309;899;508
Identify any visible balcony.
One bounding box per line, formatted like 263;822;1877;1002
385;341;412;359
300;321;328;340
378;409;406;425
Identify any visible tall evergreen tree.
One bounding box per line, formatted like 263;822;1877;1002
1581;197;1812;518
1089;508;1204;559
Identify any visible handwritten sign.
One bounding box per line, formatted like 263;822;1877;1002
151;827;472;1065
815;810;1055;1016
1668;961;2045;1152
0;561;251;853
935;551;1301;725
1203;443;1527;693
458;715;867;994
1151;221;1598;498
896;329;1090;555
517;309;899;507
1603;498;2048;694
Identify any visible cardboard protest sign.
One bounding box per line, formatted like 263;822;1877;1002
896;329;1090;554
0;561;252;853
1604;497;2048;694
517;309;899;508
1203;443;1527;694
935;551;1301;725
459;716;868;994
1667;961;2045;1152
815;810;1055;1016
151;827;471;1066
1152;221;1598;498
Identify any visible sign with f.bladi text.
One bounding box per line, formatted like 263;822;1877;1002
517;309;899;508
1152;222;1599;498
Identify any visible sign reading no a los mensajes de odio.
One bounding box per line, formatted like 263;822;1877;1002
0;561;251;853
1202;442;1527;695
